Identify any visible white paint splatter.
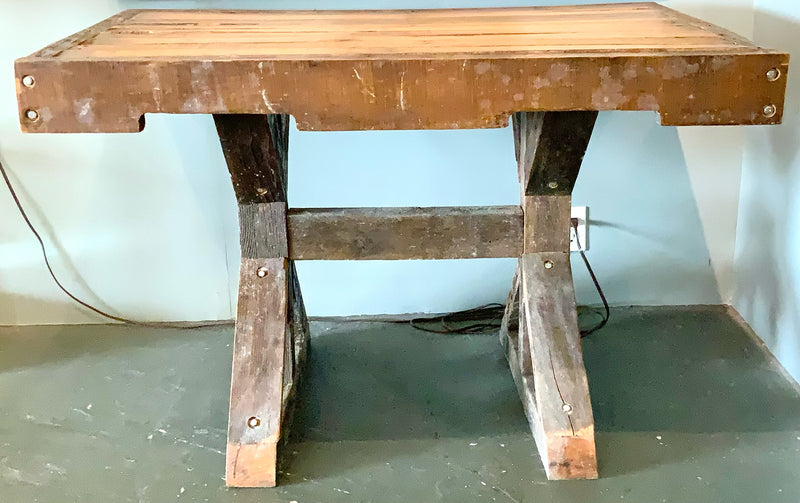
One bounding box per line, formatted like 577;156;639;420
353;68;376;99
399;72;406;111
591;67;626;108
547;63;570;82
149;67;162;108
74;98;94;125
474;62;492;75
661;59;700;80
71;407;92;420
260;89;276;113
637;94;659;110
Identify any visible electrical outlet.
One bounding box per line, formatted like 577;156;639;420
570;206;588;252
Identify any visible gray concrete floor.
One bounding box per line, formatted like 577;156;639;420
0;306;799;502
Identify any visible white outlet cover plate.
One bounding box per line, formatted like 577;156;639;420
570;206;588;252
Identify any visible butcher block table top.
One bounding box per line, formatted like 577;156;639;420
15;2;789;133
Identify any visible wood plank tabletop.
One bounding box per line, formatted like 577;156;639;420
15;2;789;132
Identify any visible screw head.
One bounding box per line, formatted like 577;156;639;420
562;403;574;415
21;75;35;88
24;109;39;121
543;260;554;269
762;104;777;118
247;416;261;428
256;266;269;278
766;68;781;82
547;181;559;189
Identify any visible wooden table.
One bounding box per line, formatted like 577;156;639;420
15;3;788;487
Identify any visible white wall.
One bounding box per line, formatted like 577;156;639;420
733;0;800;383
0;0;756;324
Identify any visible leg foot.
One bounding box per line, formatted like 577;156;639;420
502;252;597;479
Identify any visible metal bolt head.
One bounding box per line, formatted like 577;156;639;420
562;403;573;415
543;260;554;269
256;266;269;278
24;109;39;121
247;416;261;428
762;104;777;118
547;181;559;189
766;68;781;82
21;75;35;88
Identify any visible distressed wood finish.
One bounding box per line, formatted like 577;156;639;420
517;253;597;479
227;257;288;487
287;206;523;260
501;110;598;479
216;113;304;487
15;4;789;133
515;111;598;197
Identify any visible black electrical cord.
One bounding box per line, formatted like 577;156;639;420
2;157;609;335
409;303;505;334
0;158;225;329
571;218;610;337
407;219;609;337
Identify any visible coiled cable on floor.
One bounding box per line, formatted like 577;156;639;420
407;220;609;337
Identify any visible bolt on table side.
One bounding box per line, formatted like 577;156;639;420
14;2;789;487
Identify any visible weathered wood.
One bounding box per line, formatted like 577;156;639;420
515;111;596;253
498;267;520;354
513;111;598;196
239;203;288;259
287;206;523;260
216;113;305;487
506;109;598;479
15;5;789;133
523;196;573;254
214;114;288;205
282;261;309;422
226;257;288;487
516;252;597;479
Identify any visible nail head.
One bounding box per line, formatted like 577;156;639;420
766;68;781;82
256;266;269;277
21;75;35;88
543;260;554;269
547;181;559;189
247;416;261;428
562;403;573;415
762;104;777;118
24;109;39;121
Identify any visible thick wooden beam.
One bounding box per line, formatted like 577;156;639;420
518;253;597;479
225;257;288;487
513;111;597;253
214;113;305;488
515;111;598;197
505;111;598;480
287;206;523;260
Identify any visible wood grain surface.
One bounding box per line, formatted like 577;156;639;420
15;3;789;132
518;252;597;479
216;113;305;487
287;206;523;260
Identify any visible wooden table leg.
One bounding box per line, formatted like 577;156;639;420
214;114;308;487
500;111;599;479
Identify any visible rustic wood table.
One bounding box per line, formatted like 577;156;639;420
15;2;788;487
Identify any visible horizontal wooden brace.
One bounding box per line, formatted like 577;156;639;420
287;205;524;260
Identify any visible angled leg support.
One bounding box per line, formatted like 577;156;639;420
214;114;308;487
502;111;599;479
